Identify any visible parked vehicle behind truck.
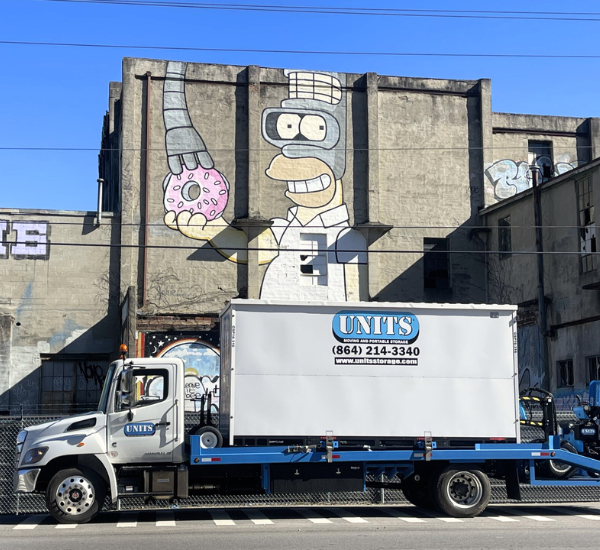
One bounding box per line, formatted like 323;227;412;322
14;300;600;523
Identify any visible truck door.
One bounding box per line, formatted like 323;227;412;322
107;363;178;464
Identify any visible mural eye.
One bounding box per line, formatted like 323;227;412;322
277;114;301;139
300;115;327;141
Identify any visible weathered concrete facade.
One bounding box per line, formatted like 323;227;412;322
482;159;600;406
2;57;599;413
0;209;120;413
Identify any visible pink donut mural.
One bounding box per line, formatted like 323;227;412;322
163;165;229;221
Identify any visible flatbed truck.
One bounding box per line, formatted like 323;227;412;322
13;300;600;523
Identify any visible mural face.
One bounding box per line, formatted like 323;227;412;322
162;62;367;301
145;331;220;412
485;159;579;200
0;220;50;260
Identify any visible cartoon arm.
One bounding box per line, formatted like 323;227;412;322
165;210;278;264
163;61;272;264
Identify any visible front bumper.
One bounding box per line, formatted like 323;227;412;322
14;468;41;493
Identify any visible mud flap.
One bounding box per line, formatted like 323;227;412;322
505;460;522;501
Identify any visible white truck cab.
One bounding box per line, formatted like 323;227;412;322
15;357;190;523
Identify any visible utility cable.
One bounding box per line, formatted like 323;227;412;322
32;0;600;23
2;40;599;60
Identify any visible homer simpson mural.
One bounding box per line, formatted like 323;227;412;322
163;61;367;301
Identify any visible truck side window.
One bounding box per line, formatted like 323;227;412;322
131;368;169;408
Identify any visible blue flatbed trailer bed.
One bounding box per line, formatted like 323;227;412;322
190;434;600;489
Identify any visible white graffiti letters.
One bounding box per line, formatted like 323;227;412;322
0;220;50;260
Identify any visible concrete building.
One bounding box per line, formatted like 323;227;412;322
1;57;599;412
482;159;600;407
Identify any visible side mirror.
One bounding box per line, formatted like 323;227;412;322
121;368;134;394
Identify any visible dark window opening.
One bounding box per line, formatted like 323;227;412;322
587;356;600;383
528;140;553;183
498;216;512;259
557;359;574;388
577;176;596;274
424;238;451;290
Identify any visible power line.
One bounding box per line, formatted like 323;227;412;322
34;0;600;22
0;145;594;152
2;239;596;256
3;40;600;60
0;219;595;231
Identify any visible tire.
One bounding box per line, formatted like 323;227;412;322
46;467;106;524
401;474;435;509
194;426;223;449
431;465;491;518
537;441;578;479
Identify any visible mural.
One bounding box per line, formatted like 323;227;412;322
485;159;579;201
145;330;220;412
0;220;50;260
162;62;367;301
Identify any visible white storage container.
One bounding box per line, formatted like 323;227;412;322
219;300;519;445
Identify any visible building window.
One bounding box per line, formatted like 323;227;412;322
41;360;75;415
528;140;553;182
577;176;596;274
557;359;574;388
424;238;451;290
299;233;327;286
498;216;512;259
587;356;600;383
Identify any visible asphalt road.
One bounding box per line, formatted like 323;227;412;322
2;503;600;549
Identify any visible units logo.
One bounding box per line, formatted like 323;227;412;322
124;422;156;437
332;311;420;344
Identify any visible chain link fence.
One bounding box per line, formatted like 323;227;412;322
2;413;600;516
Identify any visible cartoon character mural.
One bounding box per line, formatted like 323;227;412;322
145;331;220;413
162;62;367;301
485;159;579;200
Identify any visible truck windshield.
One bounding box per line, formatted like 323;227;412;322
98;364;116;414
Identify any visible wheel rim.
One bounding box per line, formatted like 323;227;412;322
200;432;218;448
55;476;95;516
445;471;483;508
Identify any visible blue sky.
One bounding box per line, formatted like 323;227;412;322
1;0;599;211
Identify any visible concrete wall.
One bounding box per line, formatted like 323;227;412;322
113;58;492;318
482;162;600;402
484;113;595;205
0;209;120;411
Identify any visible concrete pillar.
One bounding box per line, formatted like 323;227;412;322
479;79;494;207
241;66;272;299
247;66;262;219
366;72;383;300
589;117;600;161
367;72;380;223
0;315;12;409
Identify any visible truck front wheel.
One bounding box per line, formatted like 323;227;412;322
46;467;106;524
431;466;490;518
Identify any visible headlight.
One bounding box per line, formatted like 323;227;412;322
22;447;48;465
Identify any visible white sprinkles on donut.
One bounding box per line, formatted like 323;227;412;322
164;165;229;220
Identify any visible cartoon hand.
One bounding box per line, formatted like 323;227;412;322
175;210;222;241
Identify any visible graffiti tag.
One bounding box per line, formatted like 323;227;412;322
0;220;50;260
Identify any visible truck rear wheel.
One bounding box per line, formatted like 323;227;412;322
431;465;490;518
46;467;106;524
